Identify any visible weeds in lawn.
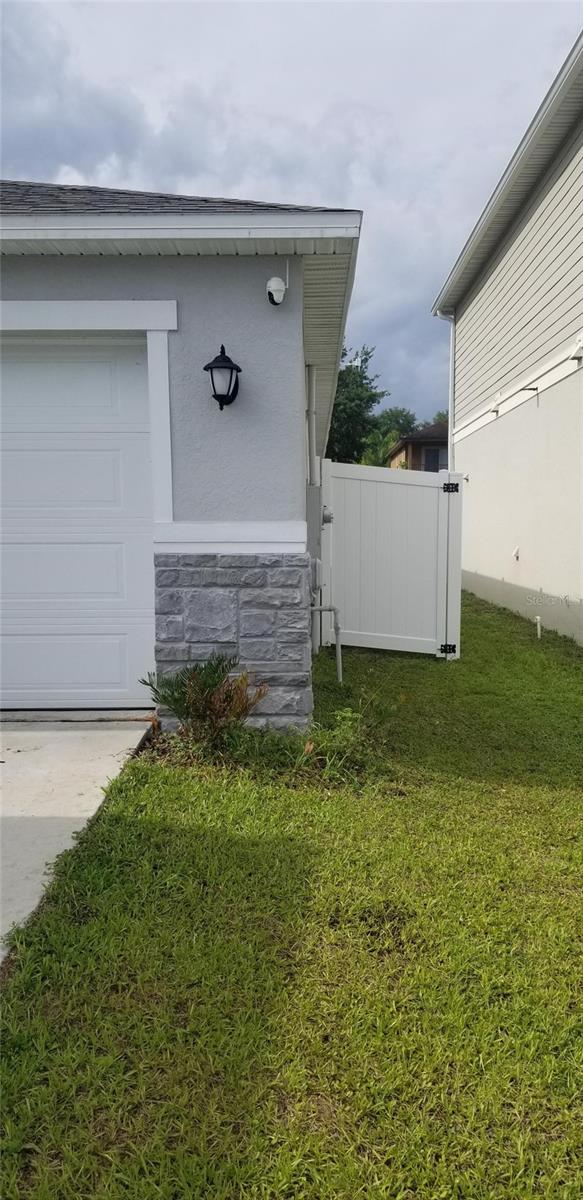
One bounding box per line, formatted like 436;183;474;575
145;706;368;787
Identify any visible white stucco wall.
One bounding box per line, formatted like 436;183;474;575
456;370;583;641
1;255;306;522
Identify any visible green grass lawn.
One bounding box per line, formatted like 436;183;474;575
2;594;583;1199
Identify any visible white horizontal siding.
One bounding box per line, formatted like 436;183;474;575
454;119;583;424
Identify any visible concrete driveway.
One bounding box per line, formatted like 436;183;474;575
0;718;151;957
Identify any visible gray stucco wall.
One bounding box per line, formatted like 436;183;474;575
2;255;306;522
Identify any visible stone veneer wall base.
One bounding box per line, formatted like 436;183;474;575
154;552;313;729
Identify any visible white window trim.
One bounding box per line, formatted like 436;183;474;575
1;300;177;332
2;300;176;524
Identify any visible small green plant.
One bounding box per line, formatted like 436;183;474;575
147;706;369;787
140;654;268;742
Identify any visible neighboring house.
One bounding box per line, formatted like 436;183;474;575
433;34;583;644
0;181;361;723
387;421;448;471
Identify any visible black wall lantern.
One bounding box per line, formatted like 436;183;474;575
203;344;241;410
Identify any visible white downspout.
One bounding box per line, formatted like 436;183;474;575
307;363;318;485
437;310;455;472
306;363;322;653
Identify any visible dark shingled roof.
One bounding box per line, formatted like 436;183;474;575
404;420;448;444
0;179;348;215
389;421;448;459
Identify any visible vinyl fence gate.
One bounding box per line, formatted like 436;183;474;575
319;462;462;659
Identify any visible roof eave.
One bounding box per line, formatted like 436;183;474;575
432;32;583;315
315;232;360;456
0;208;362;246
0;208;362;460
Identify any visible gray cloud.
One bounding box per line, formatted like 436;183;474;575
1;5;147;179
2;2;581;421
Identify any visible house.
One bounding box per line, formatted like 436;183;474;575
0;181;362;724
387;420;448;471
433;34;583;644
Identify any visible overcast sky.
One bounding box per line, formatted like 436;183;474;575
2;1;581;420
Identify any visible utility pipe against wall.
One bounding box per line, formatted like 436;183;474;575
307;363;318;486
306;363;322;652
310;604;343;685
436;310;455;472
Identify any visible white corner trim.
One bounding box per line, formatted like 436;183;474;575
154;521;307;555
147;332;174;524
1;300;178;332
453;335;583;444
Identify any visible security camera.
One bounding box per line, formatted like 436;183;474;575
267;276;287;306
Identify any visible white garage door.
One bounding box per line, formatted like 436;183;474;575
1;336;155;708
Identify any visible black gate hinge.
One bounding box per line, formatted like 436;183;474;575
440;643;457;655
442;482;459;493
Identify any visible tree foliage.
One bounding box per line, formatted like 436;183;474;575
427;408;448;426
360;406;418;466
325;346;387;463
326;343;447;467
375;407;418;440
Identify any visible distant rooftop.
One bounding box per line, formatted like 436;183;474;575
389;421;448;459
403;420;448;444
0;179;350;216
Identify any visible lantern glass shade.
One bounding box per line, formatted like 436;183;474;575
210;366;234;397
203;344;241;410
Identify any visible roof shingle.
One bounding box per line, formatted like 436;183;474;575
0;179;346;216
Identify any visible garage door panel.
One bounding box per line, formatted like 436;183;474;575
2;536;154;611
1;624;153;707
2;339;148;432
0;337;154;708
2;434;151;516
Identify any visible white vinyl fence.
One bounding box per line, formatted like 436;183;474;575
320;461;462;658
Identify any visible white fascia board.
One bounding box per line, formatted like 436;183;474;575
1;300;178;331
0;209;362;245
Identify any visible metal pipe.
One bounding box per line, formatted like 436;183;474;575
436;309;456;472
310;604;343;685
307;363;318;486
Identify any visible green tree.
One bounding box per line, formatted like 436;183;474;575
325;346;388;463
375;407;418;440
430;408;448;425
360;427;396;467
360;406;418;467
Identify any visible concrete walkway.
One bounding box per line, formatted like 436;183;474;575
0;720;150;957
